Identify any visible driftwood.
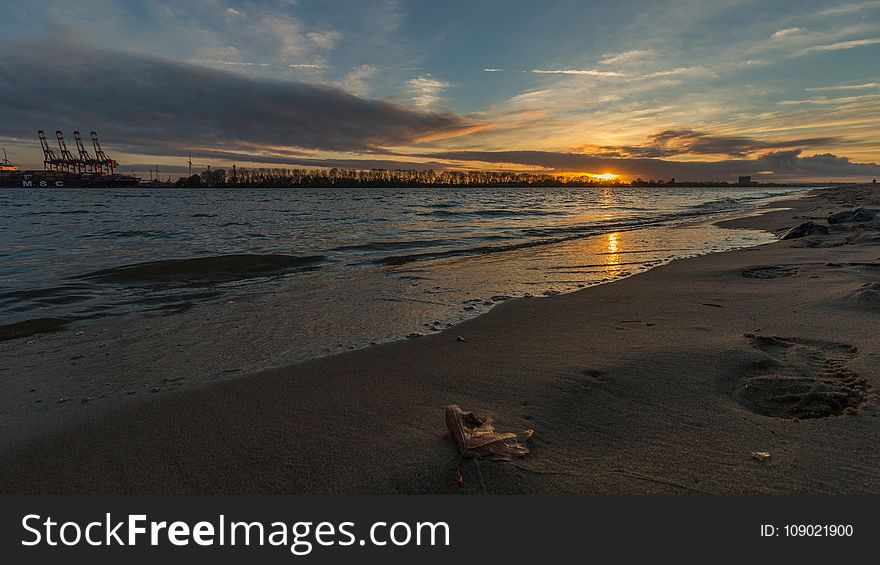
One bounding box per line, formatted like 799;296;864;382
445;404;533;485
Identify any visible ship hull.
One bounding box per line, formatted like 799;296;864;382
0;171;141;188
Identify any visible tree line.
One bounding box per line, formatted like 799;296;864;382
174;167;629;188
172;167;774;188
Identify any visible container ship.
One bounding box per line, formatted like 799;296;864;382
0;130;140;188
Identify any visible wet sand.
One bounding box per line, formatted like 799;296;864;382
1;184;879;494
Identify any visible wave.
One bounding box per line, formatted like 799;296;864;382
23;209;94;216
682;191;796;215
417;208;566;218
0;283;95;307
77;254;326;285
376;233;604;266
330;238;455;253
375;195;777;267
80;229;177;239
415;201;459;209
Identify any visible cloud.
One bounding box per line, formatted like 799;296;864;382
406;75;450;108
594;129;840;158
758;150;880;179
307;30;342;49
129;151;452;172
483;68;503;72
796;37;880;55
335;64;378;96
597;49;655;65
531;68;626;77
0;38;476;155
259;16;309;59
779;93;880;105
641;66;714;79
772;27;804;39
814;1;880;17
508;89;554;105
420;149;880;181
212;60;270;67
225;7;242;16
806;81;879;91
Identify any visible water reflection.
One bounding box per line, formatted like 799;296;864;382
604;232;622;276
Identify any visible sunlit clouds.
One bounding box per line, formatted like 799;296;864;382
530;68;626;77
0;0;878;181
406;75;451;108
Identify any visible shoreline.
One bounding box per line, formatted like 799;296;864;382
0;186;791;420
2;184;879;494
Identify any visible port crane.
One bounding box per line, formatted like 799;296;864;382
38;130;63;172
55;131;80;173
37;130;120;175
90;131;118;175
73;131;97;174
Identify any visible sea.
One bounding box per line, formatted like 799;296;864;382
0;185;804;362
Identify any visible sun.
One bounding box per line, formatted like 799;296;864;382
589;173;619;181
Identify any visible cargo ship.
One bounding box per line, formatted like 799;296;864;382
0;130;140;188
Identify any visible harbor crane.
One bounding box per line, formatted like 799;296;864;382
73;131;97;173
55;131;80;173
38;130;62;172
37;129;120;175
90;131;118;175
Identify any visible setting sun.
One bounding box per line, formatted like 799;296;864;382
589;173;619;181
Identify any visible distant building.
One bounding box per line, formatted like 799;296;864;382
738;176;752;185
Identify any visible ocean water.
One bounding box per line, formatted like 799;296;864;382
0;185;802;357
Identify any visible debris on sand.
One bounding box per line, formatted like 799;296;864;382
828;208;878;224
781;221;829;240
751;451;771;462
445;404;533;485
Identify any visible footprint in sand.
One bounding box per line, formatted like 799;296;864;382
734;335;870;419
741;265;800;279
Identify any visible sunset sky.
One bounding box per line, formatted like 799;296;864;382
1;0;879;181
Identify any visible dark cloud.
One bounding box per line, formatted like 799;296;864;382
597;129;841;158
0;38;474;154
423;149;880;181
756;150;880;178
127;154;451;174
121;144;453;172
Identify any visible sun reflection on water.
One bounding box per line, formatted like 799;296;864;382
604;232;622;275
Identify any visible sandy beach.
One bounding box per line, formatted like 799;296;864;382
1;184;879;494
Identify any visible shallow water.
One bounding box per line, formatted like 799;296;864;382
0;185;802;353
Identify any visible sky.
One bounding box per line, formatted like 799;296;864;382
1;0;879;181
